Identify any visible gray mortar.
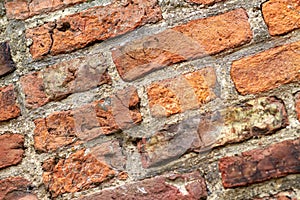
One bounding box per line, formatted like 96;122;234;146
0;0;299;199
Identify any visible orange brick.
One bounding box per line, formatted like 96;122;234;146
231;41;300;95
26;0;162;59
112;8;252;81
147;67;217;117
5;0;87;19
262;0;300;36
34;87;142;152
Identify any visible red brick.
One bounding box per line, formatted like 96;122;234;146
0;85;21;121
0;177;37;200
138;97;287;168
26;0;162;59
34;87;142;152
296;92;300;122
77;171;207;200
42;149;115;197
5;0;87;19
147;67;217;117
231;41;300;95
219;137;300;188
187;0;224;5
112;8;252;81
20;55;111;109
262;0;300;36
0;42;16;77
0;133;24;169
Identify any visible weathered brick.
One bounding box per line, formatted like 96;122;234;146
0;85;21;121
34;87;142;152
20;55;111;109
219;137;300;188
26;0;162;59
187;0;224;5
231;41;300;95
5;0;87;19
138;97;287;168
77;171;207;200
0;133;24;169
0;42;15;77
296;92;300;122
112;8;252;81
147;67;217;117
0;177;37;200
42;149;115;197
262;0;300;36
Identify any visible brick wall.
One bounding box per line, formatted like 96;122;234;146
0;0;299;199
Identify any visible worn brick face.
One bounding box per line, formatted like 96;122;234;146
0;85;21;122
219;138;300;188
0;177;37;200
5;0;87;19
0;42;15;77
20;54;111;109
147;67;217;117
138;97;287;168
0;133;24;169
231;41;300;95
34;87;141;152
42;149;115;197
77;171;207;200
26;0;162;59
112;8;252;81
262;0;300;36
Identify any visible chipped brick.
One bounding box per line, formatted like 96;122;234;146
112;8;252;81
20;54;111;109
231;41;300;95
26;0;162;59
34;87;142;152
262;0;300;36
138;97;287;168
77;171;207;200
0;85;21;122
219;138;300;188
0;133;24;169
0;42;15;77
147;67;217;117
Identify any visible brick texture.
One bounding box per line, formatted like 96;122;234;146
26;0;162;59
42;149;115;197
0;42;15;77
262;0;300;36
138;97;287;168
219;137;300;188
231;41;300;95
112;8;252;81
20;54;111;109
77;171;207;200
0;177;37;200
296;92;300;122
0;85;21;122
5;0;87;20
34;87;141;152
0;133;24;169
147;67;218;117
